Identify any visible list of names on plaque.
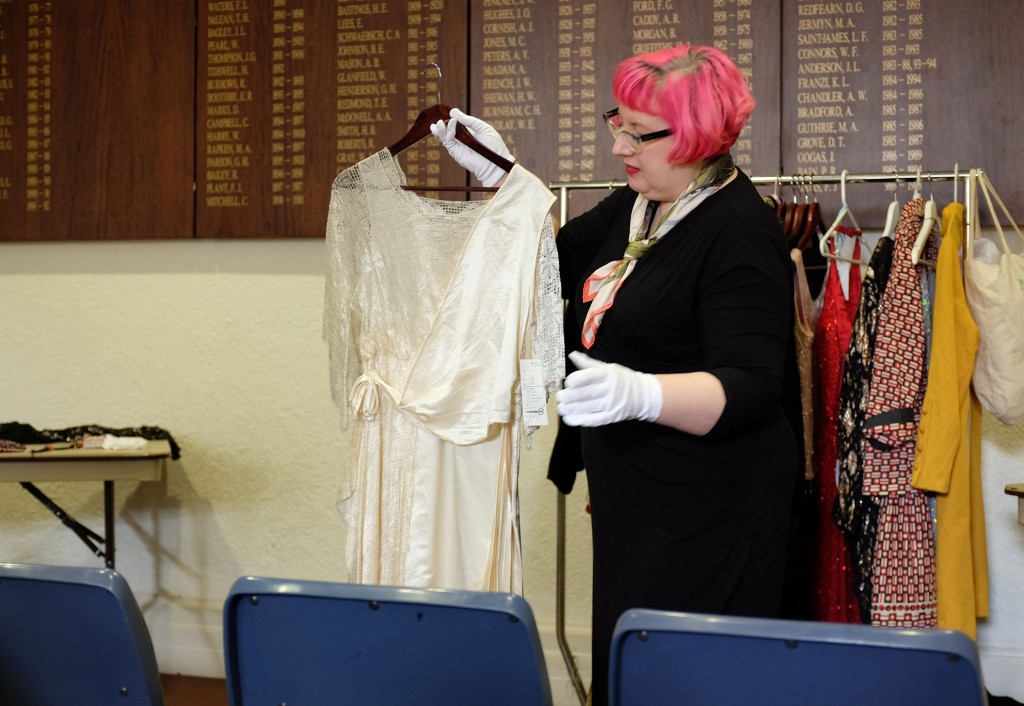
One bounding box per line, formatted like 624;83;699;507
879;0;935;189
7;0;1012;241
712;0;756;170
204;0;256;209
792;0;869;177
270;0;306;206
400;0;444;186
468;0;783;213
25;1;52;212
479;0;539;163
333;1;396;172
629;0;680;56
554;0;594;183
0;0;12;204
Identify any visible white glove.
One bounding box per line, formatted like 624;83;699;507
556;351;663;427
429;108;514;188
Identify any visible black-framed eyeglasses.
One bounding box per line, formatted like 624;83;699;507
602;107;673;153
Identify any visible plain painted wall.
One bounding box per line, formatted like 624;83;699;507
0;235;1021;703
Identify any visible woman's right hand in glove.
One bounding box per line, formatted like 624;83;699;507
430;108;515;188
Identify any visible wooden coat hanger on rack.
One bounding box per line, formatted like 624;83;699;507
795;176;827;251
388;63;515;192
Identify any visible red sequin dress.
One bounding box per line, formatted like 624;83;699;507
812;237;863;622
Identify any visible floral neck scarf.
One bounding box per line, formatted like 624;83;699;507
580;153;735;349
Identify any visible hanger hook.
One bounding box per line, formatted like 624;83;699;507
840;169;849;205
421;62;442;105
954;162;960;203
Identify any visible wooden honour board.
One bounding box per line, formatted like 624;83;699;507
1;0;1021;239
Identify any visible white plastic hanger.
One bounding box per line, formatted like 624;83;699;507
977;169;1024;254
911;197;938;266
880;192;900;240
819;170;864;265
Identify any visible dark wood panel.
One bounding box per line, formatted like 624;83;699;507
469;0;783;219
195;0;470;239
0;0;194;241
3;1;1023;240
780;0;1024;225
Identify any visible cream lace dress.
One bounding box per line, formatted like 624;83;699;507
324;151;562;593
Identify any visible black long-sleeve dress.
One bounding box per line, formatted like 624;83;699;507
555;169;798;706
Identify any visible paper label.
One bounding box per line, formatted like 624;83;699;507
520;358;549;426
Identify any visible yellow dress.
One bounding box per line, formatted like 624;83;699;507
911;202;989;638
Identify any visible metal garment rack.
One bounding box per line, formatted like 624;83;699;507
546;167;979;706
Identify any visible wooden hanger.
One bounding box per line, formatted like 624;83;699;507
783;197;803;241
795;177;827;251
388;63;514;191
796;200;823;251
388;104;514;172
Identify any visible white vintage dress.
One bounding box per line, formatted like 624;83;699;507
323;151;562;593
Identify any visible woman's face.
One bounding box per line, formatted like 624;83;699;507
612;105;705;203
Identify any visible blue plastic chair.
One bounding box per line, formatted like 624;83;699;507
224;577;553;706
0;562;164;705
610;609;987;706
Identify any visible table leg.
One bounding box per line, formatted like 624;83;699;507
104;480;115;570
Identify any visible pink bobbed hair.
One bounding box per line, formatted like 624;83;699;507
612;45;755;164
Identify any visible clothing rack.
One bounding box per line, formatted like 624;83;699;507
546;167;981;706
550;169;979;251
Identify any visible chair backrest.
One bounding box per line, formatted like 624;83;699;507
610;609;987;706
0;562;164;706
223;577;553;706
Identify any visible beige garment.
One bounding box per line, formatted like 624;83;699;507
791;249;819;479
324;151;562;593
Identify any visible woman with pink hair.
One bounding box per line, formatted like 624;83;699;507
434;45;797;705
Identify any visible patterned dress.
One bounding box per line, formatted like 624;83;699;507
862;198;938;627
833;236;894;622
811;237;862;623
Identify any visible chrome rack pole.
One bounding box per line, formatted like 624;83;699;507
550;170;969;191
553;183;588;706
965;169;978;255
748;170;965;186
557;491;587;705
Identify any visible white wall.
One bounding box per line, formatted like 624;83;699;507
0;238;594;705
1;237;1021;703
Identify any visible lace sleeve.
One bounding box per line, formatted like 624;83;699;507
534;214;565;394
521;213;565;446
323;160;370;431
